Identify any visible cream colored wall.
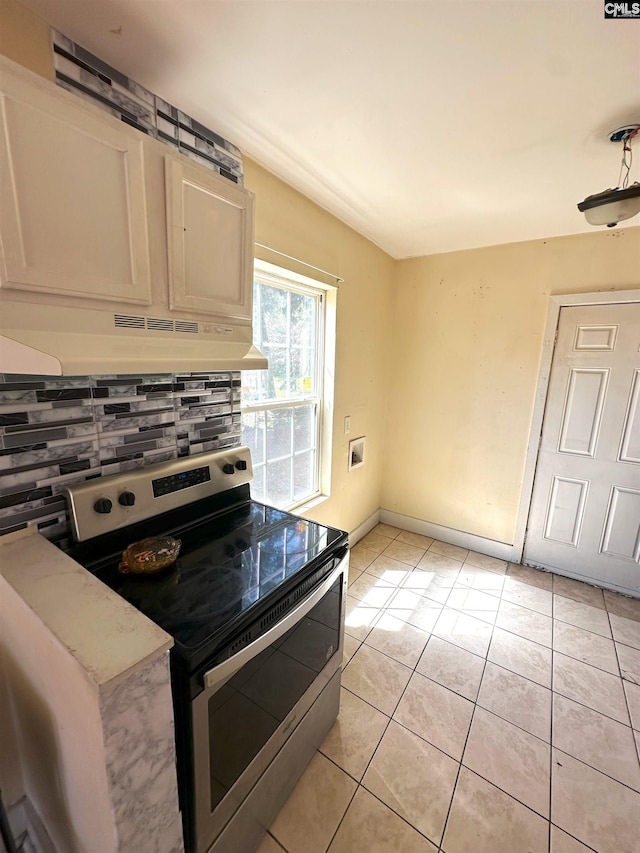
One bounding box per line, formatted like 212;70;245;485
0;0;53;80
244;158;395;533
382;228;640;545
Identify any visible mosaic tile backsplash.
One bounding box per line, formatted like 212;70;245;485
51;29;244;185
0;372;241;550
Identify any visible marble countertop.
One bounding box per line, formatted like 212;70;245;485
0;528;172;688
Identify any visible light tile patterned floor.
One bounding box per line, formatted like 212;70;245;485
257;523;640;853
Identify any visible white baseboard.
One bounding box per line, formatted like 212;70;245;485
379;509;513;562
349;509;380;546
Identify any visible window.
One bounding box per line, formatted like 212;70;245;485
242;264;332;508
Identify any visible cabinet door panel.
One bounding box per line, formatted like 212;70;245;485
166;158;253;323
0;82;151;304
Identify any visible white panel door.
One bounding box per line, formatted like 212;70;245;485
0;64;151;304
524;302;640;594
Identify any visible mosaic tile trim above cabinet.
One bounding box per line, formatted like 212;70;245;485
51;29;244;185
0;372;241;550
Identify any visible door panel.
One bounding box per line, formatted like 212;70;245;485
574;324;618;351
524;302;640;594
558;369;608;456
619;370;640;463
543;476;589;546
600;487;640;562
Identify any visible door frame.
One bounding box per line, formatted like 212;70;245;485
511;287;640;565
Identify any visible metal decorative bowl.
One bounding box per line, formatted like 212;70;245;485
118;536;181;574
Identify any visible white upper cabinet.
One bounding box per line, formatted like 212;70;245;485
0;62;152;305
165;157;254;324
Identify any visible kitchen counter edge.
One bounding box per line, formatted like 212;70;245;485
0;528;172;690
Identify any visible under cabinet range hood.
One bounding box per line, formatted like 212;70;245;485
0;303;268;376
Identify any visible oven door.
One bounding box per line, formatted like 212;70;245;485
191;553;347;853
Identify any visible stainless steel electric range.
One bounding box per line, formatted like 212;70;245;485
64;447;349;853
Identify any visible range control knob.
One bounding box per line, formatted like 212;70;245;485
223;463;235;475
118;491;136;507
235;460;248;471
93;498;113;514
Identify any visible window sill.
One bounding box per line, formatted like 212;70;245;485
286;493;329;515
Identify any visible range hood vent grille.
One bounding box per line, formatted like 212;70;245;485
147;317;174;332
114;315;200;334
114;314;145;329
175;321;199;334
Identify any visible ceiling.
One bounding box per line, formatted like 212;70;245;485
17;0;640;258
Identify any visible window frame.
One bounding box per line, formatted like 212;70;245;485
241;261;334;511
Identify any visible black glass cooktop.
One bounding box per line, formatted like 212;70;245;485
82;498;347;668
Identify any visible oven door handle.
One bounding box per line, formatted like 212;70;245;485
203;557;346;692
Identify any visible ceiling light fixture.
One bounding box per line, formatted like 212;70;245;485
577;124;640;227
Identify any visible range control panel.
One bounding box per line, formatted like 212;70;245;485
152;465;211;497
64;446;253;542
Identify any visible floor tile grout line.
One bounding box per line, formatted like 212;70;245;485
475;665;553;741
549;824;599;853
486;640;553;691
605;605;640;628
550;681;635;729
315;746;365;787
455;759;552;823
264;830;291;853
359;581;468;849
355;781;445;850
549;613;556;853
552;612;613;641
320;779;359;853
323;576;445;853
552;574;607;609
607;604;639;757
613;635;640;654
550;641;621;678
553;589;608;613
491;621;553;653
437;643;492;850
552;744;640;797
468;698;552;751
491;592;554;617
438;578;508;844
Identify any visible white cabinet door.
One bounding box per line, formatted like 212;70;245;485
524;302;640;594
165;157;254;323
0;63;151;304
